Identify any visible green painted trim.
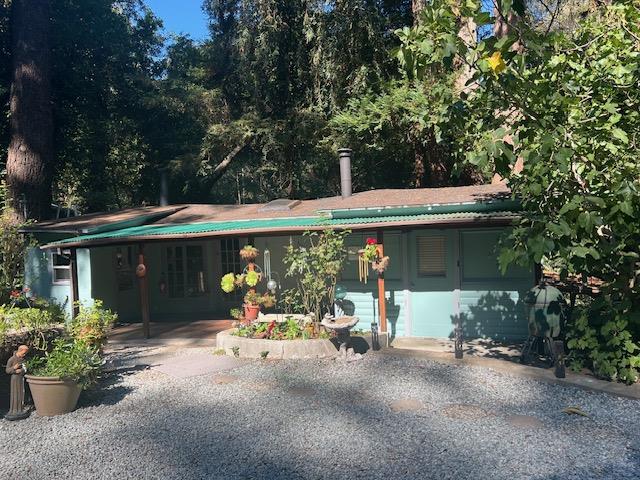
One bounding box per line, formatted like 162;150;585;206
323;199;521;219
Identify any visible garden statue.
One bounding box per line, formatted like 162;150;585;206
5;344;30;421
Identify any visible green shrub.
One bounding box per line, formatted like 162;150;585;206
283;229;350;321
567;302;640;384
7;307;54;330
0;212;29;304
29;297;68;324
70;300;117;349
27;337;102;389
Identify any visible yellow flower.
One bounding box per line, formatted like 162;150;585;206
488;51;506;75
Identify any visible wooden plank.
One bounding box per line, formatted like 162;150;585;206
377;229;387;333
138;244;151;339
69;248;80;319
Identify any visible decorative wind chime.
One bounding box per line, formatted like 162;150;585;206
358;237;390;283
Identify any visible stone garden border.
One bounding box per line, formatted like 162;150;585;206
216;328;340;359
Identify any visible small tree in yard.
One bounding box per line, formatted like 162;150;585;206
0;180;30;304
283;229;349;322
396;1;640;382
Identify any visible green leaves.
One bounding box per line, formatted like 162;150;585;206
611;127;629;144
393;0;640;382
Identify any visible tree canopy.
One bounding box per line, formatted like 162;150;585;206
395;0;640;382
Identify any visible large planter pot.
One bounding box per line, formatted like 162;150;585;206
244;304;260;321
25;375;82;416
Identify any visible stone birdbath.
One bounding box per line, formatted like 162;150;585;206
321;315;359;359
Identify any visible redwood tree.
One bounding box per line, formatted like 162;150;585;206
6;0;53;221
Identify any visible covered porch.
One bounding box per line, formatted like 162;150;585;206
108;319;234;344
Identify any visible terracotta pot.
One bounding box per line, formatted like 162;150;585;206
26;375;82;416
243;304;261;321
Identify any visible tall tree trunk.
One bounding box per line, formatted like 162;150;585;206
454;16;477;94
412;0;426;24
410;0;427;186
493;3;523;52
6;0;53;221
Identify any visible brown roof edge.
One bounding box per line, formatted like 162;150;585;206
20;206;187;234
42;215;517;249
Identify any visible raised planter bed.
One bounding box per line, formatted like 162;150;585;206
216;328;339;359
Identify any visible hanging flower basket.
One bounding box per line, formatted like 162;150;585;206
372;256;390;274
239;245;259;262
358;238;391;282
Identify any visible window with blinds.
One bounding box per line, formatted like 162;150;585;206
417;236;446;277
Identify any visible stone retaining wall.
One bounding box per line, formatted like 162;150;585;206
216;329;339;359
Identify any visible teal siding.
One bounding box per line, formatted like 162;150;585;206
25;226;533;340
339;231;405;337
458;287;528;340
339;281;406;337
24;248;72;316
77;249;93;305
458;230;533;341
23;247;93;319
409;229;457;338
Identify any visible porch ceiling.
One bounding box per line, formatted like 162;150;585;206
41;210;519;249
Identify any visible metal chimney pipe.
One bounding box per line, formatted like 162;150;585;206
159;169;169;206
338;148;352;199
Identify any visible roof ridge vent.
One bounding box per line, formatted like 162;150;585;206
259;198;302;212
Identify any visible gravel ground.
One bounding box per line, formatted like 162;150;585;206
1;347;639;480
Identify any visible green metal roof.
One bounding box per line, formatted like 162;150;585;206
44;211;519;249
323;199;520;219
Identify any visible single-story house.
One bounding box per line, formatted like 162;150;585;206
22;152;535;342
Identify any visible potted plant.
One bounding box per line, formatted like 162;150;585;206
25;338;102;416
243;291;275;320
239;245;259;262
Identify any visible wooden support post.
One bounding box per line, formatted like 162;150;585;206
137;244;151;339
69;248;80;319
377;230;387;334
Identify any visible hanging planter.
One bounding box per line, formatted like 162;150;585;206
372;256;390;274
239;245;259;262
358;237;390;282
245;270;261;287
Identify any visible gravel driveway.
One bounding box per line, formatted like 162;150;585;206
1;347;639;480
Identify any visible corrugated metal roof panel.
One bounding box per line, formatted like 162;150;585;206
43;211;519;249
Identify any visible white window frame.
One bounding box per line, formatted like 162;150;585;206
51;251;71;285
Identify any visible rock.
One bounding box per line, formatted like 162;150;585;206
441;403;492;420
390;398;426;413
212;374;238;385
505;414;544;428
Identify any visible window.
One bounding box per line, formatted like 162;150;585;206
52;252;71;284
220;238;242;302
114;246;135;291
417;236;446;277
165;245;207;298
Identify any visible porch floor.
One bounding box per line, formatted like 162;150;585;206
108;319;234;345
390;336;524;362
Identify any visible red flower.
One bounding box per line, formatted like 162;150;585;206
366;237;377;245
267;320;276;337
22;287;30;293
9;290;20;298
